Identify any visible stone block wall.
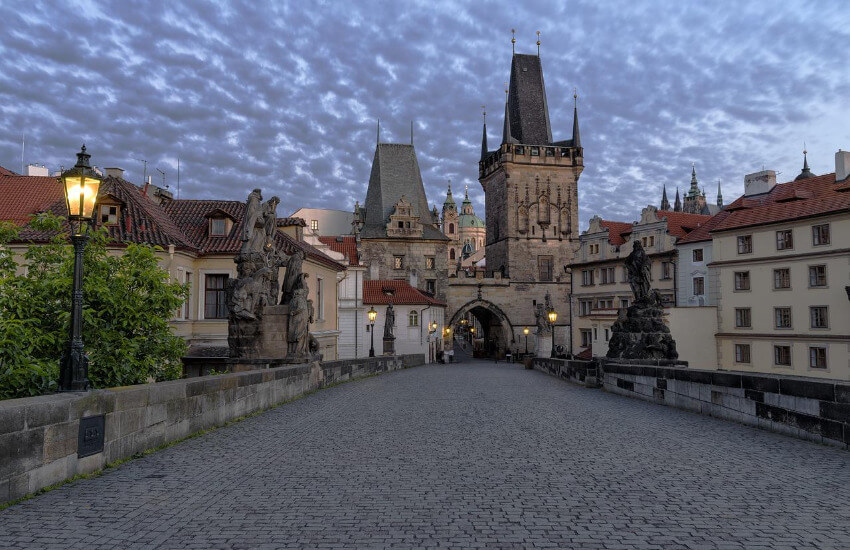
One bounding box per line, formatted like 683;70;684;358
532;357;602;387
0;354;424;506
602;362;849;449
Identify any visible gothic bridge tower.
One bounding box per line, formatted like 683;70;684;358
478;52;583;280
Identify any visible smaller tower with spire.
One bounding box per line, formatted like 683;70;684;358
660;184;670;211
794;146;816;180
674;188;682;212
716;179;723;208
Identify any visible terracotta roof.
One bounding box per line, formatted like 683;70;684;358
363;280;446;306
656;210;712;239
0;166;17;176
599;220;632;245
712;173;849;232
0;175;64;225
676;210;732;244
318;236;360;266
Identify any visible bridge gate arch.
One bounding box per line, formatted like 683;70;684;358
448;299;516;358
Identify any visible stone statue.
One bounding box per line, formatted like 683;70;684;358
384;303;395;339
287;277;311;360
625;241;653;305
279;249;305;306
240;189;264;256
534;303;549;335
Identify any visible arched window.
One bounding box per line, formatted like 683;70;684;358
450;248;456;260
408;310;419;327
449;223;454;234
478;239;483;248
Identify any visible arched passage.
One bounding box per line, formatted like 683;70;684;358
448;299;515;359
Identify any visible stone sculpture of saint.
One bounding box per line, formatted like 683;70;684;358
287;273;311;358
384;303;395;339
262;196;280;253
280;249;305;306
534;303;549;334
625;241;652;304
240;189;263;255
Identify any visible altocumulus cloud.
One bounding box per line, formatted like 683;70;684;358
1;0;848;227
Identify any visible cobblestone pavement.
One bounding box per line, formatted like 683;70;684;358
2;360;849;549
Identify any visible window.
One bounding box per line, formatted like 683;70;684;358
580;329;592;347
737;235;752;254
310;219;319;231
408;310;419;327
449;248;456;260
812;224;830;246
734;271;750;291
692;249;704;262
774;307;792;329
538;256;554;281
810;306;828;329
393;256;404;270
448;223;454;234
809;347;827;369
204;274;229;319
735;344;751;363
99;204;119;225
620;298;630;309
649;235;655;247
596;298;614;309
210;218;227;236
774;345;792;366
641;236;647;247
578;299;592;316
426;279;436;295
530;146;540;156
182;271;193;320
808;265;826;287
735;308;751;328
604;328;609;342
661;261;672;280
425;256;435;270
693;277;705;296
581;269;595;286
775;229;793;250
316;278;324;320
601;267;616;284
773;268;790;289
593;328;598;340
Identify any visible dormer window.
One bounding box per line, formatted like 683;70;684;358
99;204;119;225
210;218;228;236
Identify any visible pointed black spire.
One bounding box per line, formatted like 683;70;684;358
480;106;488;161
674;188;682;212
795;146;816;180
572;89;581;149
501;83;516;145
716;179;723;208
660;184;670;211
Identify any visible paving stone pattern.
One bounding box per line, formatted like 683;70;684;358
1;360;849;549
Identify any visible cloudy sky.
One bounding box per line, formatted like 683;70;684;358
1;0;848;228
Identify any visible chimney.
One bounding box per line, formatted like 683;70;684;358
105;167;124;179
744;170;777;196
24;164;49;177
835;149;850;182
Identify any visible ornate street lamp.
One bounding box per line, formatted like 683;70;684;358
547;308;558;358
523;327;529;355
367;306;377;357
58;145;102;392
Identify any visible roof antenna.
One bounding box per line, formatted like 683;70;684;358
536;30;541;57
156;167;167;189
133;157;148;186
511;28;516;54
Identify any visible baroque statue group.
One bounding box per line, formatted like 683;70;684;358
226;189;317;362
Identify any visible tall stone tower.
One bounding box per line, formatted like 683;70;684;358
441;181;459;261
478;53;583;280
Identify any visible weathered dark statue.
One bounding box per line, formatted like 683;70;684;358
534;303;549;335
607;241;679;360
384;303;395;339
286;273;313;361
279;249;305;306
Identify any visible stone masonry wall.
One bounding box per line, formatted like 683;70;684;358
0;354;424;505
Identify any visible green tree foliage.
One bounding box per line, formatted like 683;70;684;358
0;215;188;399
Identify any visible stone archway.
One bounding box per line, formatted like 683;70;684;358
448;299;515;358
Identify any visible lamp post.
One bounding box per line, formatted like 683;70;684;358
367;306;377;357
523;327;529;355
547;308;558;358
58;145;102;392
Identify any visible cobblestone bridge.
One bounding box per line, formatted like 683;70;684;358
1;360;848;549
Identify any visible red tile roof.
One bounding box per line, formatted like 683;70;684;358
0;175;64;225
712;172;849;232
676;210;731;244
0;166;17;176
599;220;632;245
318;236;359;266
363;280;446;306
656;210;712;239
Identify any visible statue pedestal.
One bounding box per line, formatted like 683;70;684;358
535;334;551;358
607;303;679;360
260;305;289;359
383;337;396;356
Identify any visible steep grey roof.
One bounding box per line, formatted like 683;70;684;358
507;54;553;145
364;143;431;226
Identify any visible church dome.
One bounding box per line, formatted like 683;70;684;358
458;213;485;228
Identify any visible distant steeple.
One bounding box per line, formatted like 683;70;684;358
442;179;456;211
716;179;723;208
674;188;682;212
688;163;700;196
572;89;581;149
660;184;670;211
480;106;488;161
794;146;816;180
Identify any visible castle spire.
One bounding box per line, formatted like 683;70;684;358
511;28;516;55
536;30;541;57
674;187;682;212
716;179;723;208
501;82;515;145
794;144;816;180
660;184;670;211
572;88;581;149
480;106;488;161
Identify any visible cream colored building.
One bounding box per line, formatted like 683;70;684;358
570;206;711;362
712;154;850;380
